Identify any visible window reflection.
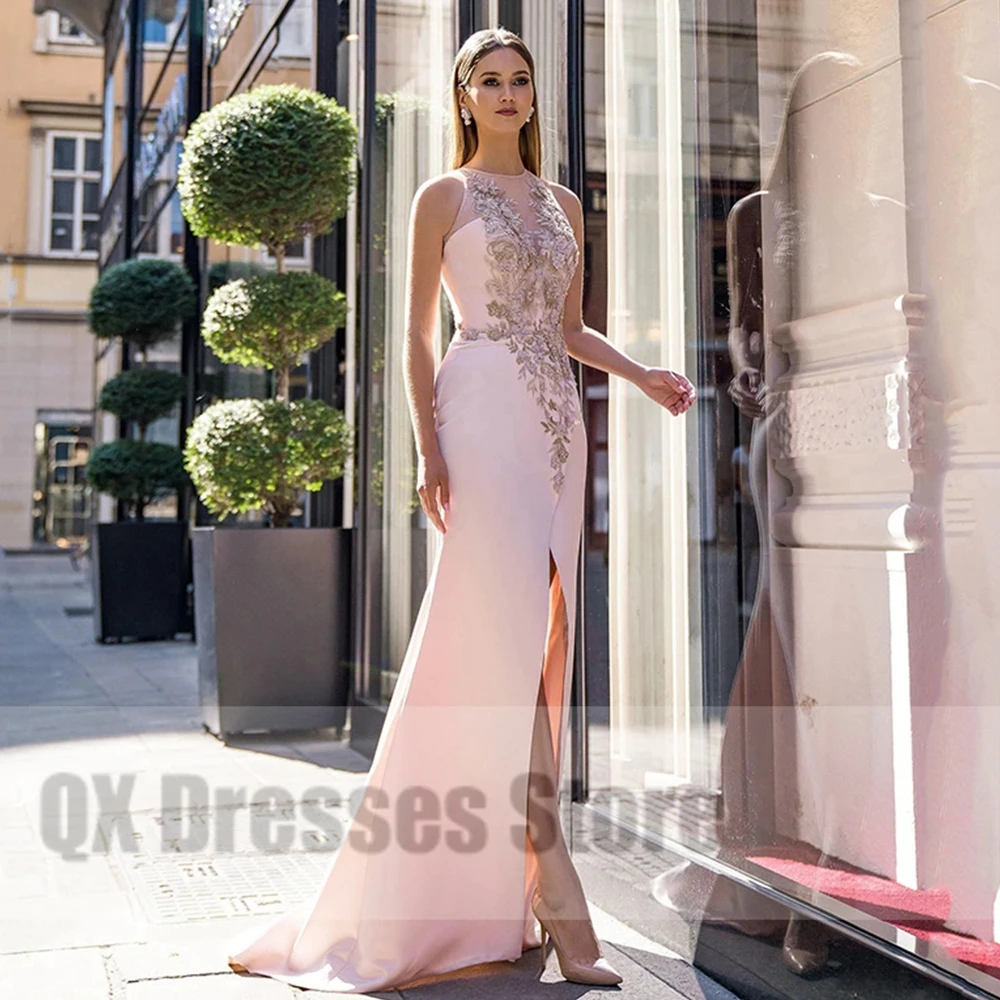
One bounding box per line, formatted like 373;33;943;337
361;2;457;705
590;0;1000;992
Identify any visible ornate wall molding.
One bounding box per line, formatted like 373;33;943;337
767;294;932;550
769;367;925;460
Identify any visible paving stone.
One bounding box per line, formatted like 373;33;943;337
111;936;244;981
0;891;141;954
126;972;294;998
0;947;110;998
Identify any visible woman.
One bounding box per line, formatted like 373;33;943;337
226;27;694;993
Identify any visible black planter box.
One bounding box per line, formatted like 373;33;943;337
92;521;190;642
192;526;353;740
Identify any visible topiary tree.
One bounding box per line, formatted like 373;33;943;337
178;83;357;528
184;399;351;525
86;257;194;520
202;270;347;401
87;441;188;522
178;83;356;264
98;369;185;441
88;257;196;363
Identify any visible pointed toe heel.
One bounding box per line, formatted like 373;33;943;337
532;887;623;986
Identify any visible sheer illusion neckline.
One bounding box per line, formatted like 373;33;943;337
459;164;528;179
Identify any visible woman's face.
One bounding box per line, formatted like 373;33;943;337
460;46;534;134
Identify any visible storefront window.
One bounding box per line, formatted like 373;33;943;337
585;0;1000;994
356;0;458;707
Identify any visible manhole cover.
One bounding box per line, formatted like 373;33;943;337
99;800;348;924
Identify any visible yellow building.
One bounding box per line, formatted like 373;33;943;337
0;8;104;549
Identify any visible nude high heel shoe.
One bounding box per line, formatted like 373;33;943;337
532;885;623;985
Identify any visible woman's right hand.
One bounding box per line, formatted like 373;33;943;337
417;447;450;534
728;367;766;420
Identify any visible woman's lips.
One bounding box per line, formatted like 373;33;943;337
497;110;517;116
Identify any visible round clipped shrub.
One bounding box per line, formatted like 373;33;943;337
184;398;353;527
88;258;196;358
99;369;185;436
202;272;346;375
87;440;188;521
178;84;357;254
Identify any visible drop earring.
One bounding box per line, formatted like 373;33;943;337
460;107;472;126
525;107;534;123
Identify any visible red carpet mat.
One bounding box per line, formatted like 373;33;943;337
748;852;1000;979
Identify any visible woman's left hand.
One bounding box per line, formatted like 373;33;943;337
637;366;697;416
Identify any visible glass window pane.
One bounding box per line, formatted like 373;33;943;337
169;188;184;254
84;139;102;173
144;18;167;43
50;219;73;250
590;0;1000;995
53;137;76;171
362;0;457;705
81;220;99;253
58;15;82;37
51;179;75;215
83;181;100;214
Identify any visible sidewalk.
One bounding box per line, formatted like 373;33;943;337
0;551;736;999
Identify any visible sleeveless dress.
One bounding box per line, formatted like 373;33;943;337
225;164;587;992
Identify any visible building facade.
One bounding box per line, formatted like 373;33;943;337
0;7;107;549
39;0;1000;996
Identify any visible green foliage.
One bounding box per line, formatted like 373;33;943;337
180;85;357;526
184;398;353;527
98;369;185;433
369;457;421;514
178;84;357;254
202;272;346;374
87;440;188;520
206;260;270;295
88;258;196;357
88;261;192;517
374;91;432;134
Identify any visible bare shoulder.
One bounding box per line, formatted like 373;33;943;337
544;180;583;227
410;171;466;242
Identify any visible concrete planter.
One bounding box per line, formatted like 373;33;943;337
92;521;189;642
192;526;352;740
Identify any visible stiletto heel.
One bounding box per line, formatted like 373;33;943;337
531;886;622;985
539;922;548;971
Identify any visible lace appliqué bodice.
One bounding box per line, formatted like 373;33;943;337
454;169;582;495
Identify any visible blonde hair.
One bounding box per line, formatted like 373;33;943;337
449;28;542;176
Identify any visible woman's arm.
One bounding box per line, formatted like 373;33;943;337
402;177;461;533
555;186;695;416
725;191;766;419
403;180;450;458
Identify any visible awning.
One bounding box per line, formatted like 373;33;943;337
32;0;114;40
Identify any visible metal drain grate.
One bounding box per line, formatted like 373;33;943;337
121;851;334;923
100;803;347;924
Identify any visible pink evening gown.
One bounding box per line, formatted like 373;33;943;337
225;163;587;992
